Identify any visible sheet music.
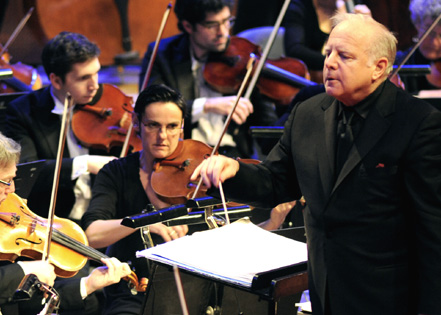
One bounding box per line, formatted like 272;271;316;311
136;218;308;287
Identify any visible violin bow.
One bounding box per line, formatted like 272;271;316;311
389;10;441;79
242;0;291;100
191;57;256;227
42;94;74;261
120;2;172;158
0;7;34;57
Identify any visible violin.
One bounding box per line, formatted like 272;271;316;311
0;192;147;293
0;45;42;93
150;139;260;206
71;83;143;153
150;139;213;205
203;36;315;105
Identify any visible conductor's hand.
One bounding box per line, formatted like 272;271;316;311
20;260;56;287
190;155;239;189
204;96;253;125
149;223;188;242
87;155;117;174
84;258;131;295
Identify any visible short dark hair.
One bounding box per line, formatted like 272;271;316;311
41;31;100;81
135;84;187;120
174;0;233;32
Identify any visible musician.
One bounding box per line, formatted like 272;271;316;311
81;84;294;315
395;0;441;93
139;0;278;159
81;84;205;315
283;0;371;82
4;31;115;222
0;132;131;315
192;13;441;315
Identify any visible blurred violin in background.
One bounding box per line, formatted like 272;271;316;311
204;36;316;106
0;7;43;93
0;45;42;93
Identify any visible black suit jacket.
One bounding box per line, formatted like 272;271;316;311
0;263;85;314
139;33;278;158
4;87;77;218
216;80;441;314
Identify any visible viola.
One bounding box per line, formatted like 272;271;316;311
0;192;147;293
203;36;316;106
71;83;143;153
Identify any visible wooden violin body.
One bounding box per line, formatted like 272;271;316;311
0;193;147;292
204;36;313;105
71;83;142;153
151;139;213;205
0;49;42;93
0;193;88;277
150;139;261;206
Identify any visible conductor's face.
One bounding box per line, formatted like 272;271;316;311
0;163;16;205
323;21;379;106
139;102;184;161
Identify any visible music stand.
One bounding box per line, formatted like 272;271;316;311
14;160;45;199
138;221;308;315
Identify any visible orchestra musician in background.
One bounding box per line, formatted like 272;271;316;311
283;0;371;83
395;0;441;93
0;132;131;315
192;13;441;315
139;0;278;160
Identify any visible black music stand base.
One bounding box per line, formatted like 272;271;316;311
140;261;305;315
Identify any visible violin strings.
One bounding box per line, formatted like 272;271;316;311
52;229;108;262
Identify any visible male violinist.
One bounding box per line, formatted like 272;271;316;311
139;0;278;159
0;132;131;315
4;31;116;222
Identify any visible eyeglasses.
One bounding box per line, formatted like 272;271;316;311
141;120;183;135
0;178;13;187
198;16;235;32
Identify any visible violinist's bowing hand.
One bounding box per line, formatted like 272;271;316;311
190;155;239;189
203;96;253;125
336;1;372;16
258;200;297;231
353;4;371;16
149;223;189;242
84;258;131;295
18;260;56;286
85;155;117;174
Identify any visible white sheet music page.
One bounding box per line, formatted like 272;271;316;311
136;218;308;287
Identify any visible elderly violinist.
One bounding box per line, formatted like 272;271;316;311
0;132;131;315
139;0;277;159
395;0;441;93
192;13;441;315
